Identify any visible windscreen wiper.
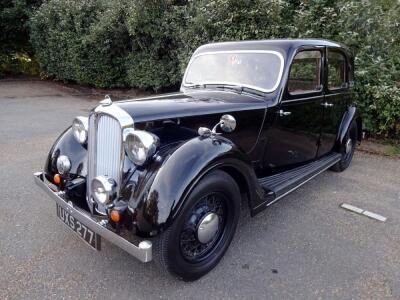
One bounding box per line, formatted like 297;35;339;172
205;84;265;97
241;86;265;97
185;83;206;89
186;83;264;97
203;84;243;94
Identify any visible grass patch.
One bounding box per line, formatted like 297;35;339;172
385;144;400;157
0;53;40;77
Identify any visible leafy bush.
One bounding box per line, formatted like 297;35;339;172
28;0;400;137
0;0;41;76
293;0;400;137
124;0;186;90
177;0;283;70
30;0;131;87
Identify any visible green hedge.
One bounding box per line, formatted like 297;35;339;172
29;0;400;138
0;0;41;76
292;0;400;138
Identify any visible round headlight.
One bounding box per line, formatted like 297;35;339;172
56;155;71;175
72;116;88;144
91;176;116;205
123;129;159;166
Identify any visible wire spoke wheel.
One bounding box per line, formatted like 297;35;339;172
153;170;240;281
179;193;227;262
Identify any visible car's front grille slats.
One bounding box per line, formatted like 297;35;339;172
96;115;121;182
87;113;123;214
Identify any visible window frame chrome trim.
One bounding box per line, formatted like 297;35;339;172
182;50;285;93
287;49;324;96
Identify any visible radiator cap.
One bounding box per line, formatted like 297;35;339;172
100;95;112;106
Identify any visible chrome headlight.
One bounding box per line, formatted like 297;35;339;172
91;176;116;205
72;116;88;144
123;129;159;166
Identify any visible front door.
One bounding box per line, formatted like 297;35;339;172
318;48;351;156
263;48;324;172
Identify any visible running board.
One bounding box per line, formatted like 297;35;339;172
258;153;341;207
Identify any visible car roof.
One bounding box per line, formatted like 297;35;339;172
194;39;350;56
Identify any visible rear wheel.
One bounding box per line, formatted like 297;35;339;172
154;170;241;281
330;121;357;172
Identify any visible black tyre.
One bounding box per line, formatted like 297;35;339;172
154;170;241;281
330;121;358;172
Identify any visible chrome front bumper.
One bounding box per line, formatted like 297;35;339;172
33;172;152;263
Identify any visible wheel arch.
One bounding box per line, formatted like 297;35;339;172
131;136;263;236
336;105;362;150
219;165;252;205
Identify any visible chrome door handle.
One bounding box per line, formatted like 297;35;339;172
321;102;334;108
278;110;291;117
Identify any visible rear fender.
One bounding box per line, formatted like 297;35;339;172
337;106;362;148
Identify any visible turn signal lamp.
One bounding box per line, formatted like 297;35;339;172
53;174;61;185
110;210;121;223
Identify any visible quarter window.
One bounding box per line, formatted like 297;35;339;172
287;50;322;94
328;50;347;89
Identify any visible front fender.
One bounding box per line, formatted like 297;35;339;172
130;136;259;235
44;127;87;179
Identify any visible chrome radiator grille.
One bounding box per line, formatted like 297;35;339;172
86;101;134;214
87;113;123;213
95;115;122;181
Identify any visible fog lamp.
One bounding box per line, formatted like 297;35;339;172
91;176;117;205
56;155;71;175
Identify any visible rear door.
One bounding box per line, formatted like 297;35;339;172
318;48;351;156
263;48;324;171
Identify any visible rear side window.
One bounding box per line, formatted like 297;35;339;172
287;50;322;94
328;50;347;89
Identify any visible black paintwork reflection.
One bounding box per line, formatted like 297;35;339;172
117;90;268;123
40;40;359;236
318;92;350;155
263;97;323;171
45;128;87;178
128;136;263;235
135;109;266;155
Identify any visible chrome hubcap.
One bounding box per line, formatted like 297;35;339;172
179;193;226;261
197;212;219;244
345;138;353;154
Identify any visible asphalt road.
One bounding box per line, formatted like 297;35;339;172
1;80;399;300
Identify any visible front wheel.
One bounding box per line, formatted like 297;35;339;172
154;170;241;281
330;121;358;172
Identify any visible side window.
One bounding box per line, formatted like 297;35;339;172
287;50;322;94
328;50;347;89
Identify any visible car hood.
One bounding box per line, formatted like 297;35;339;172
116;90;267;123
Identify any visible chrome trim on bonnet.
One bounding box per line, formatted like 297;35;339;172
34;172;152;263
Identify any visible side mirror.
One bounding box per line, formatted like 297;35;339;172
220;115;236;133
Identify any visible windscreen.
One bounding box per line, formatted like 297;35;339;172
184;51;283;92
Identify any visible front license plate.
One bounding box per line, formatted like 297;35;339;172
56;203;101;250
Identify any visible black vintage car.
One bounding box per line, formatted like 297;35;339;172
34;39;362;280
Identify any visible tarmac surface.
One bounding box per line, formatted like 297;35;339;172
1;79;399;299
